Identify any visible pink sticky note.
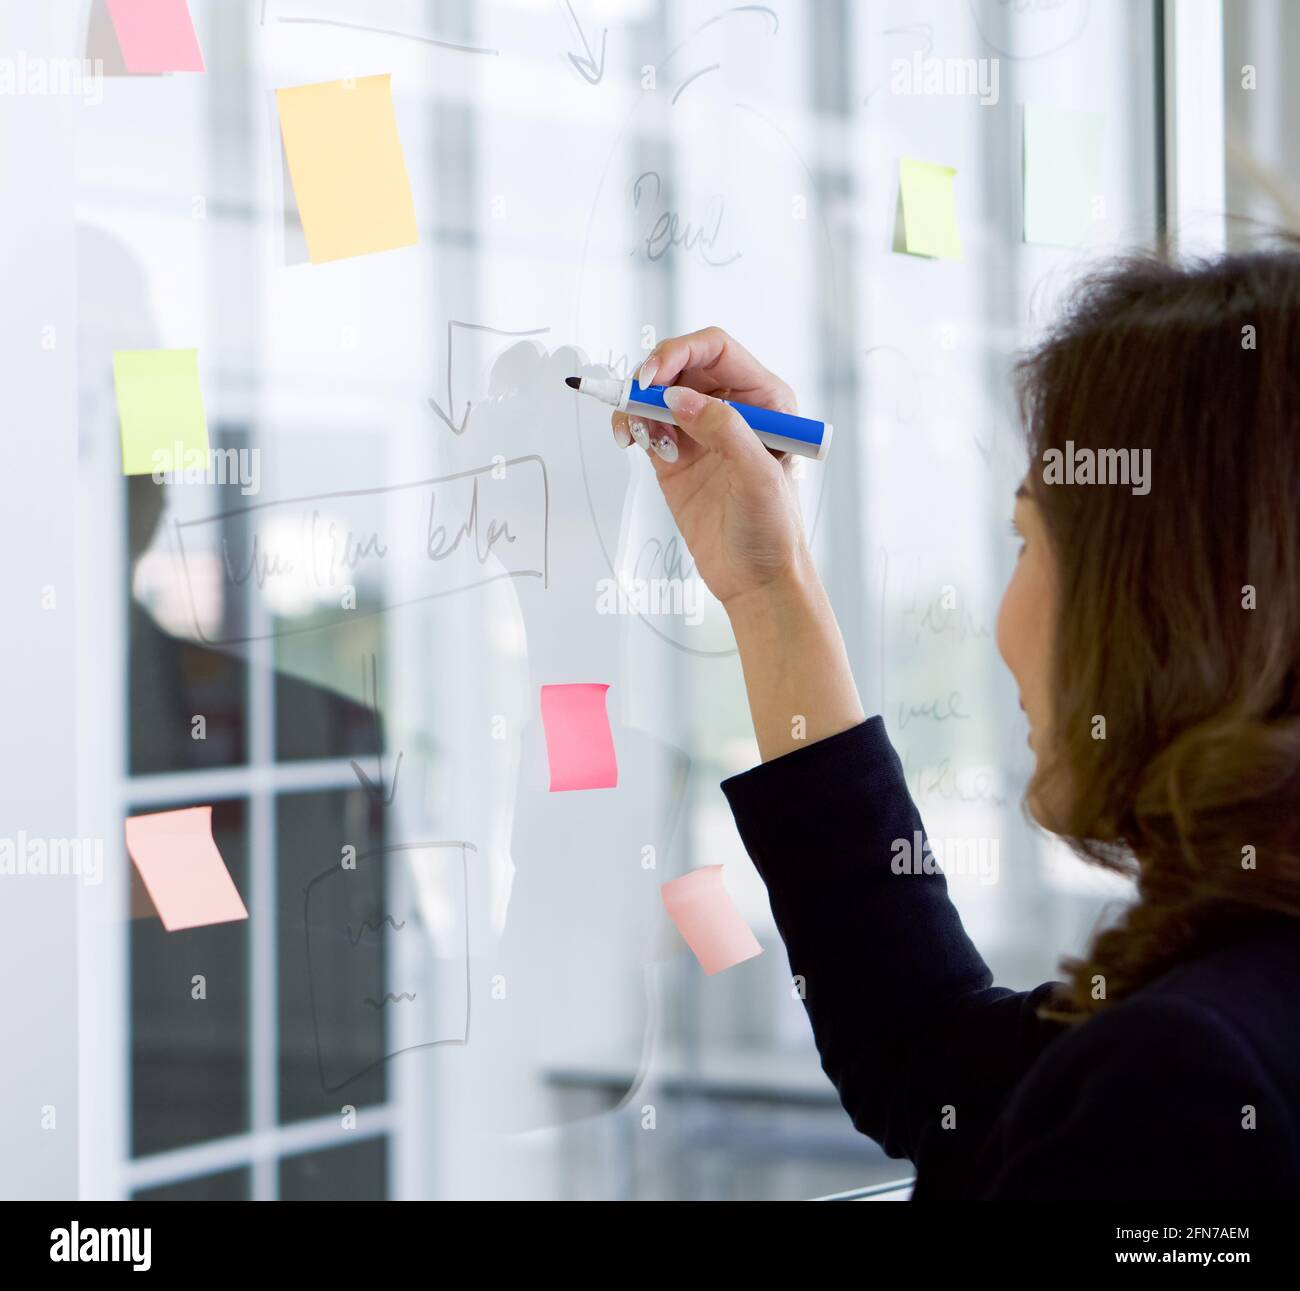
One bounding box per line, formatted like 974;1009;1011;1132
106;0;205;74
539;683;618;791
661;866;763;975
124;806;248;932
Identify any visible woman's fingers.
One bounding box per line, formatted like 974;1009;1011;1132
639;327;798;412
662;386;773;472
612;411;695;467
640;327;756;392
645;422;680;464
619;386;777;471
639;325;734;387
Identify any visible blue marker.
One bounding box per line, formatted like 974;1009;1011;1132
565;375;833;461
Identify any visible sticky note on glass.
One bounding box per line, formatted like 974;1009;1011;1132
898;158;961;260
112;347;209;476
106;0;205;73
539;683;618;791
276;74;419;264
662;866;763;975
1024;105;1104;247
124;806;248;932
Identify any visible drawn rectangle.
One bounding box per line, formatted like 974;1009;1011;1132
171;455;548;644
304;842;474;1093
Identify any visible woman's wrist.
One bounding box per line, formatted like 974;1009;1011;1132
724;553;866;762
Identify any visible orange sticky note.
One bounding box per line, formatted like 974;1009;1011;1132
106;0;205;73
661;866;763;975
124;806;248;932
276;74;419;264
539;683;618;791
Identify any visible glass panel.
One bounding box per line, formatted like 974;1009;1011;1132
128;467;249;774
70;0;1172;1200
129;797;249;1158
134;1168;251;1202
278;789;388;1124
279;1138;387;1202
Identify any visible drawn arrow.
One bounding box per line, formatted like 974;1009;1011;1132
426;320;551;434
564;0;607;84
350;652;403;805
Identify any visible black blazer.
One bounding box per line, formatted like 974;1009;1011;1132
720;717;1300;1200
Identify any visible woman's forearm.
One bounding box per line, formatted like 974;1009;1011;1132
725;550;866;762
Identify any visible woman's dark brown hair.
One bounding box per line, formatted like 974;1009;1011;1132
1016;243;1300;1019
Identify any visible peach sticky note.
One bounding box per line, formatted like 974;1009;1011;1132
276;74;419;264
124;806;248;932
106;0;205;74
661;866;763;975
539;683;618;791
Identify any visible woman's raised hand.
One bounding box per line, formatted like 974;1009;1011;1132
611;326;807;610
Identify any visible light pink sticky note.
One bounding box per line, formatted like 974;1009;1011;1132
106;0;205;74
661;866;763;975
124;806;248;932
539;683;618;791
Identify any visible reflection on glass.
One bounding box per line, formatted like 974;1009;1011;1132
280;1137;387;1202
130;798;249;1158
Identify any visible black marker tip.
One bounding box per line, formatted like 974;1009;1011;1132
564;376;581;390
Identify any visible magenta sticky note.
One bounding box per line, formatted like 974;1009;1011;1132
124;806;248;932
661;866;763;975
106;0;205;74
539;683;618;791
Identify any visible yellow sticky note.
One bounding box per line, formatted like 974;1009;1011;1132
112;347;209;476
276;74;418;264
898;158;961;260
1024;105;1104;247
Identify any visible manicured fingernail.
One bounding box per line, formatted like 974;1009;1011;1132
638;356;659;387
612;415;632;447
628;417;652;448
650;432;678;463
662;385;704;418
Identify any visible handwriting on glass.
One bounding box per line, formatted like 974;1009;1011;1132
180;457;549;645
632;171;741;267
898;691;971;730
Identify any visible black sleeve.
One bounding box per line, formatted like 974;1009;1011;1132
980;995;1299;1201
720;717;1064;1184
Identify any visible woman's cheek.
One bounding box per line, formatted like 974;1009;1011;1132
996;561;1028;686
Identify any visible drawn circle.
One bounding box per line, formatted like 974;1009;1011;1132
967;0;1091;61
573;95;841;658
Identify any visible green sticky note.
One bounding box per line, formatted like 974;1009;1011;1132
1024;105;1104;247
898;158;961;260
113;348;209;476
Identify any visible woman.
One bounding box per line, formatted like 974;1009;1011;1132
611;249;1300;1200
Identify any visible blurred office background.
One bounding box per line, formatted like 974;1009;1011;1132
3;0;1298;1201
